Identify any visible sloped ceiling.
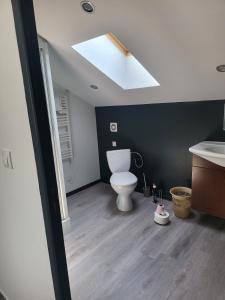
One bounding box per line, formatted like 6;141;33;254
34;0;225;106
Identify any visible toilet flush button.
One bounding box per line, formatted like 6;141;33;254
112;141;117;147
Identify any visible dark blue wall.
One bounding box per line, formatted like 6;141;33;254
95;100;225;198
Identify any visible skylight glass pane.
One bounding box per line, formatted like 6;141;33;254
72;34;160;90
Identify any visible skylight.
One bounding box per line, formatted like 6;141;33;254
72;33;160;90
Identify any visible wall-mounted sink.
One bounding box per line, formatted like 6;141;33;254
189;141;225;167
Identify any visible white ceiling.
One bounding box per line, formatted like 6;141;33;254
34;0;225;107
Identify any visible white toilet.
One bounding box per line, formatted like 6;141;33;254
106;149;137;212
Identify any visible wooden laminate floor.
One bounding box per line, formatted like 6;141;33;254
64;183;225;300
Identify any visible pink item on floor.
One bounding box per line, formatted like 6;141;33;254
155;204;165;215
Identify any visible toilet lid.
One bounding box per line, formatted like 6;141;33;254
110;172;137;186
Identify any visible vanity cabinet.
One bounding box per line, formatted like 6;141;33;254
192;154;225;219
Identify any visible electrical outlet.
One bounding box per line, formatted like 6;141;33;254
112;141;117;147
66;176;73;184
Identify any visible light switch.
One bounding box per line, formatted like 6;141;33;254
2;149;14;169
112;141;117;147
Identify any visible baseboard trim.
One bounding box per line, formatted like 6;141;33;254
66;179;101;197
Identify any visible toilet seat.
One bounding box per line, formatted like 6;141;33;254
110;172;137;186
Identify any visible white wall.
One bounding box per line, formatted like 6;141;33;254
0;2;55;299
62;91;100;192
49;47;100;193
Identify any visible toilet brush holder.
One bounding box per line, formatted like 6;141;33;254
143;186;150;197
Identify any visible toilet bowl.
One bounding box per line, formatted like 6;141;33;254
106;149;137;212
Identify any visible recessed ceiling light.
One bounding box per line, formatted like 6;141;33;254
80;1;95;14
90;84;98;90
216;65;225;72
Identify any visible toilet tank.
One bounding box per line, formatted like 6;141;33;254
106;149;131;173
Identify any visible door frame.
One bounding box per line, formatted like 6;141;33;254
38;36;70;232
11;0;71;299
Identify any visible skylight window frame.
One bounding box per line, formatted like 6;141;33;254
106;33;130;56
72;33;160;90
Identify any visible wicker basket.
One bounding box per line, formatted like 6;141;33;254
170;187;192;219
